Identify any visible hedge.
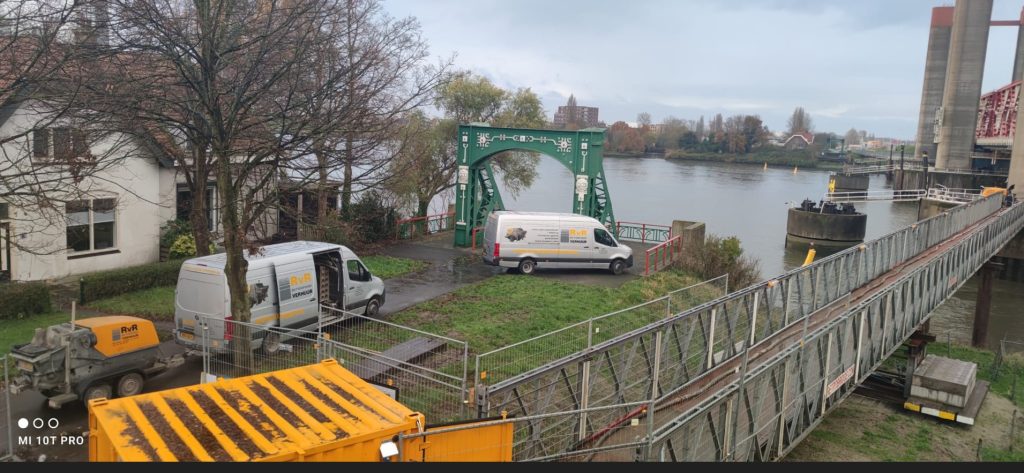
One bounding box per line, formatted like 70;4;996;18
80;259;185;304
0;281;53;320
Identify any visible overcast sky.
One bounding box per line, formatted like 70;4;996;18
386;0;1024;139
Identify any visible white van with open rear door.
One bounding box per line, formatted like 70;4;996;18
481;211;633;275
173;241;385;354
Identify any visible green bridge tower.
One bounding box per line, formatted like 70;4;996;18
453;123;616;247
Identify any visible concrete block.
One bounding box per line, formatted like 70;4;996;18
911;355;977;408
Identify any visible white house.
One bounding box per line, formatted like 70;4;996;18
0;99;178;282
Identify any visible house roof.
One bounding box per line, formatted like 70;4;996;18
784;132;814;145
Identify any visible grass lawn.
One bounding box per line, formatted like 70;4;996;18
791;342;1024;462
82;255;428;320
362;255;429;280
86;286;177;320
386;269;718;354
0;312;76;355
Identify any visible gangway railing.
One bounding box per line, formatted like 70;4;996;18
824;189;925;203
472;194;1014;461
824;187;982;204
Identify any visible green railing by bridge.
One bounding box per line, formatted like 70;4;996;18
615;221;671;244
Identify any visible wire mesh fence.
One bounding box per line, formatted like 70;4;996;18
319;340;467;423
200;317;324;381
199;307;471;423
474;274;730;387
396;402;653;462
1;355;11;461
319;306;468;391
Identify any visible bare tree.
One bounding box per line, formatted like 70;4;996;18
787;106;814;135
636;112;651;127
298;0;448;223
90;0;363;361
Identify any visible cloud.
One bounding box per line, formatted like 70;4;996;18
388;0;1023;138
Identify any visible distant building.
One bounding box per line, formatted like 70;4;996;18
552;94;600;128
783;132;815;150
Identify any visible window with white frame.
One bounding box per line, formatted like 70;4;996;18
66;198;116;253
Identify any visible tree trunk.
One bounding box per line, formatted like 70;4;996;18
416;197;430;236
190;151;213;256
417;198;429;218
341;136;353;217
316;147;330;225
217;156;252;372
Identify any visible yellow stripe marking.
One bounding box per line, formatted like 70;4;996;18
903;402;920;412
937;411;956;421
122;400;177;461
151;395;215;461
252;308;306;325
175;391;251;461
196;385;279;455
230;380;318;447
251;377;336;441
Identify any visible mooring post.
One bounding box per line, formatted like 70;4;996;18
972;260;1002;348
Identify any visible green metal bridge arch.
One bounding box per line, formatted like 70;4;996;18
453;123;616;247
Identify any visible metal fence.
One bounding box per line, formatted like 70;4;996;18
199;317;324;382
1;355;11;461
643;236;684;275
395;212;455;240
396;402;653;462
616;221;671;244
199;307;471;423
472;195;1017;461
319;306;470;422
474;275;729;390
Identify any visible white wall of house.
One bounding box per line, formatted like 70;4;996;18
0;101;175;281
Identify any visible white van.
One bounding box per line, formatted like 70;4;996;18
173;241;385;354
482;211;633;275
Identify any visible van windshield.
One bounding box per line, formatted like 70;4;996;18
594;228;617;247
177;275;225;316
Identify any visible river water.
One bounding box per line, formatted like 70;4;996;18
492;155;1024;348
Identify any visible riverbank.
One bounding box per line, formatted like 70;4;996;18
786;342;1024;461
665;149;845;170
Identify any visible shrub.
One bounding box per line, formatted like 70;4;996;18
0;281;53;320
160;219;193;248
169;234;216;259
675;234;761;290
80;259;185;304
345;191;398;244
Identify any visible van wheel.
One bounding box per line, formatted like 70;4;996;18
610;259;626;275
364;297;382;317
261;332;281;355
84;383;113;402
116;373;145;397
518;259;536;275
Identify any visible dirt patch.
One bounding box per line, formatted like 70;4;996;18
214;387;283;441
189;389;264;459
118;413;158;461
137;401;198;462
786;393;1022;462
165;397;232;461
299;379;359;421
265;377;333;426
245;381;310;433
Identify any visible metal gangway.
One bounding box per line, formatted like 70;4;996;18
824;187;981;204
470;194;1024;462
841;162;1009;177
